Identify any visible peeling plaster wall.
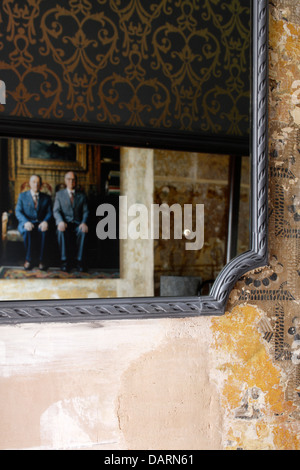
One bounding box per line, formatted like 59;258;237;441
0;318;223;450
0;0;299;450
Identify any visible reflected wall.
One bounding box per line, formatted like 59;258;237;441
154;150;250;296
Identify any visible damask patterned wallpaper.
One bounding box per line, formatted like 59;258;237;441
0;0;250;147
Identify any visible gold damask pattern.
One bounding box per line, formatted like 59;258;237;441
0;0;250;137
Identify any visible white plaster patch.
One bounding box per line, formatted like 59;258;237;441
290;81;300;125
0;320;168;378
291;107;300;125
291;339;300;365
283;23;292;37
40;397;96;449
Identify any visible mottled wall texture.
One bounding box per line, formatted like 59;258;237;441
0;0;299;451
222;0;300;449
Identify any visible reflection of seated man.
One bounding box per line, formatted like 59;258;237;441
53;171;89;272
15;174;52;270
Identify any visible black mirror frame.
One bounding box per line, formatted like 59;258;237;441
0;0;268;324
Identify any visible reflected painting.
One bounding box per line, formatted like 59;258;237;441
29;141;77;162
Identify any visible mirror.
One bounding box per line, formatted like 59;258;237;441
0;0;268;322
0;139;249;298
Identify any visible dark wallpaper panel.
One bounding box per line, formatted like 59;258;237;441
0;0;250;144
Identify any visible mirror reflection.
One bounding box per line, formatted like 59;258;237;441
0;0;252;301
0;138;249;300
153;149;250;296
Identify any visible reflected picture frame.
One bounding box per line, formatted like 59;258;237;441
0;0;268;323
14;139;87;172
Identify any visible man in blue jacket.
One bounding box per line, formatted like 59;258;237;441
53;171;89;272
15;174;52;270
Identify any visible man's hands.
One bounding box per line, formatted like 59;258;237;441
57;222;88;233
24;221;34;231
79;223;88;233
24;221;48;232
57;221;67;232
39;221;48;232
